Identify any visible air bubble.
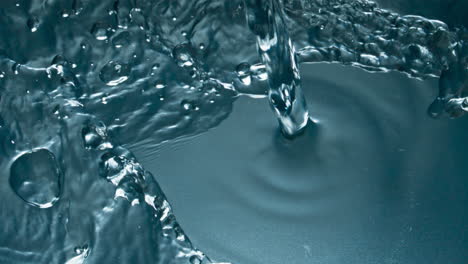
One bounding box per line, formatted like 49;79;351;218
112;31;131;49
189;256;202;264
236;62;252;85
181;100;197;113
27;17;39;32
82;122;108;150
99;61;130;86
155;82;165;89
150;64;160;76
172;43;195;68
74;244;88;255
61;10;70;18
250;63;268;81
9;149;61;208
91;23;113;41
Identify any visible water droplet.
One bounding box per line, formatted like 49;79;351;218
27;17;39;32
99;61;130;86
9;149;61;208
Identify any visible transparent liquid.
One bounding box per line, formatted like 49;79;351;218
0;0;466;264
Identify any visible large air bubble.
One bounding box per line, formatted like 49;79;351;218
9;149;62;209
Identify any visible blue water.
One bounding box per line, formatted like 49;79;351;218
0;0;466;264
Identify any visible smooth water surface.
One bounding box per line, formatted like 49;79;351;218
135;63;468;264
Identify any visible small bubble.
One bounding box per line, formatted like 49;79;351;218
82;122;107;150
12;63;20;75
74;244;89;257
99;61;130;86
150;64;160;76
189;256;202;264
182;101;192;111
100;155;125;182
27;17;39;32
91;23;113;41
181;100;197;113
172;43;195;68
51;54;70;66
112;31;131;49
199;43;205;50
0;71;5;78
61;10;70;18
236;62;252;85
250;63;267;81
155;82;165;89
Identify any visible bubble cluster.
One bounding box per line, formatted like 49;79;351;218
282;0;467;117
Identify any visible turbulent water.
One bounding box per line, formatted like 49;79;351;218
0;0;466;264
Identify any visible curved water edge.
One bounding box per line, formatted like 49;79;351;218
0;0;466;263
